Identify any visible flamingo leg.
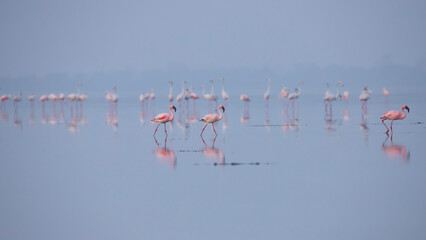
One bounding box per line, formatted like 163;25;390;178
153;123;161;136
212;123;217;135
200;123;208;136
390;120;394;132
164;123;168;136
382;119;389;133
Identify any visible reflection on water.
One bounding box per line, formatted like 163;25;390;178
382;133;410;163
153;136;176;168
201;135;224;165
106;100;118;132
360;101;369;143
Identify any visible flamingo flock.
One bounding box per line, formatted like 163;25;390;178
0;78;411;137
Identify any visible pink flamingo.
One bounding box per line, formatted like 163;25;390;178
151;105;176;136
380;105;410;134
200;105;225;136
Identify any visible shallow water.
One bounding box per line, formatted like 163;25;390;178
1;92;426;240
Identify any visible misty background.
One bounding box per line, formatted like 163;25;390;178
1;0;425;97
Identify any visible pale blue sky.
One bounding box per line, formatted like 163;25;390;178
1;0;425;77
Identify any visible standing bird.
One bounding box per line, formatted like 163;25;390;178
151;105;176;136
200;105;225;136
168;81;174;102
380;105;410;134
220;77;229;100
359;85;372;112
264;78;271;100
382;88;390;97
13;92;22;112
176;81;186;102
28;93;36;102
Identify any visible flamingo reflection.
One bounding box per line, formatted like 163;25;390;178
201;135;225;166
382;134;409;163
153;135;176;169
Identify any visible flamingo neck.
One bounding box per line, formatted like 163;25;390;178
218;107;223;120
169;108;175;120
400;107;407;119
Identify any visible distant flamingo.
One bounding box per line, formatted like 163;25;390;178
359;85;372;112
382;88;390;97
240;94;250;116
220;77;229;100
28;93;35;102
264;78;271;100
382;87;390;110
176;81;186;102
200;105;225;136
13;92;22;112
0;94;11;111
150;88;156;99
168;81;174;102
279;87;289;100
151;105;176;136
380;105;410;134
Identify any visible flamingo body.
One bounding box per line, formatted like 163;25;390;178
151;105;176;136
200;105;225;136
380;105;409;133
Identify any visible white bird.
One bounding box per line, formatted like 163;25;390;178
264;78;271;100
28;93;35;101
240;94;250;102
220;77;229;100
201;84;217;101
382;87;390;97
359;85;372;102
168;81;174;102
175;81;186;102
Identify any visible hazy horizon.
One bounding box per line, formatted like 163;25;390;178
1;0;426;78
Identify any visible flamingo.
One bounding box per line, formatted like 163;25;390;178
0;94;11;111
359;85;372;112
176;81;186;102
189;86;200;100
264;78;271;100
201;85;217;101
13;92;22;112
382;88;390;97
240;94;250;102
279;87;289;99
151;105;176;136
359;85;372;102
168;81;174;102
150;88;156;99
28;93;35;102
220;77;229;100
380;105;410;134
200;105;225;136
342;91;349;100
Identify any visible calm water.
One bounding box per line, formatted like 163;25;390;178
1;91;426;240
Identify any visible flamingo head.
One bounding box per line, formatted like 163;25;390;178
403;105;410;113
337;81;343;86
170;105;177;112
364;85;368;90
219;105;225;112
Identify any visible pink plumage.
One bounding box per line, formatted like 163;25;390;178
200;105;225;136
152;105;176;136
380;105;410;134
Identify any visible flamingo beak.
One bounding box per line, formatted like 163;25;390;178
173;106;177;112
222;106;225;112
406;106;410;112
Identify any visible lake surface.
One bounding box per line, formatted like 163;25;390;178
1;90;426;240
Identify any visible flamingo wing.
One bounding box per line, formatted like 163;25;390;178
152;113;170;122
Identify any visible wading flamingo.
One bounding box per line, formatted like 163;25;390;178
152;105;176;136
168;81;174;102
220;77;229;100
380;105;410;134
200;105;225;136
264;78;271;100
28;93;35;102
